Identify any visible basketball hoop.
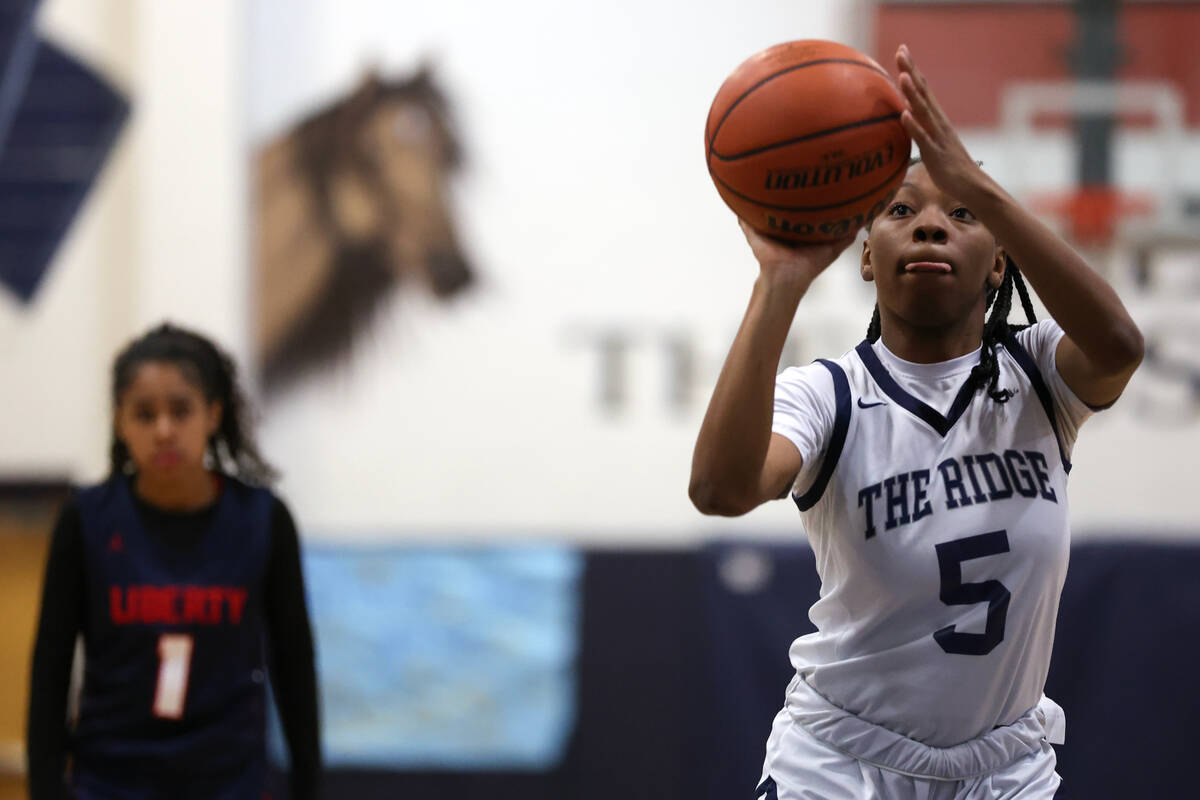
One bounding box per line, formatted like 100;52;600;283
1001;81;1182;250
1030;186;1156;249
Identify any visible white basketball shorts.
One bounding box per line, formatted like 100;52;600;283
756;676;1064;800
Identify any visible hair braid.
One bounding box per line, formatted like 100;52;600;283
866;304;882;343
967;270;1016;402
200;336;277;484
1008;257;1038;329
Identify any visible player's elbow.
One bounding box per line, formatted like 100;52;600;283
1098;321;1145;376
688;477;757;517
1114;322;1145;372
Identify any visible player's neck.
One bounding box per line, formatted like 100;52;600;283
133;467;219;511
878;310;986;365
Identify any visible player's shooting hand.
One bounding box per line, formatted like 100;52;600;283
739;219;855;290
895;44;990;204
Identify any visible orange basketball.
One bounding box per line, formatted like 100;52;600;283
705;40;911;243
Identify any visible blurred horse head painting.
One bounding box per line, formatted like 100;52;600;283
253;65;473;394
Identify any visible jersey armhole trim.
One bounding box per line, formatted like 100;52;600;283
792;359;852;511
1001;333;1073;473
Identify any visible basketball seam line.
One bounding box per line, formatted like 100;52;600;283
710;112;903;161
706;58;891;159
709;158;908;213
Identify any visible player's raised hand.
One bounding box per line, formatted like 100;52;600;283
739;219;855;289
895;44;989;203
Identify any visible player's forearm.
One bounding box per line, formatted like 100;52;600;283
277;665;322;800
264;504;323;799
965;176;1143;372
268;618;322;799
690;276;807;515
26;682;69;800
27;509;84;800
27;614;75;799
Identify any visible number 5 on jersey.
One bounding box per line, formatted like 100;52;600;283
153;633;194;719
933;530;1011;656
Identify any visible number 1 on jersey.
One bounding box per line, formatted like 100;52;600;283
153;633;194;719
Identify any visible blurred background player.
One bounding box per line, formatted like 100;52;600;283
689;45;1143;798
26;323;322;799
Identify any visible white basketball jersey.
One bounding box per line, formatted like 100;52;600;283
771;320;1093;747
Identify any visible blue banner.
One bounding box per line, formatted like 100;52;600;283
286;544;582;770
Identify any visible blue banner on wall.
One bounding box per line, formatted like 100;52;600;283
289;544;582;770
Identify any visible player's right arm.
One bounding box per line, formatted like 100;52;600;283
689;222;853;516
27;498;85;800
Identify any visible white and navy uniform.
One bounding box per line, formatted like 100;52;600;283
759;320;1093;799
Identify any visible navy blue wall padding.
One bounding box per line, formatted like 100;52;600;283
695;539;1200;800
567;550;706;800
0;36;127;302
293;540;1196;799
694;542;819;800
1044;540;1198;798
314;768;567;800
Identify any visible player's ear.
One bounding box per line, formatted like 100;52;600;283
988;248;1006;290
205;400;223;437
861;239;875;282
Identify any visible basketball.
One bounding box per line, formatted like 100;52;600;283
705;40;911;243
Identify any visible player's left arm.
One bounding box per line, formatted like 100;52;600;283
894;44;1144;406
263;499;322;800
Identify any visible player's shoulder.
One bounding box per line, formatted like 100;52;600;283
777;342;862;390
1009;319;1065;357
220;474;285;517
997;320;1069;386
221;473;275;498
74;473;122;495
72;474;127;512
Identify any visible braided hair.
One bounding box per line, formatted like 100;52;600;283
110;323;277;484
865;258;1038;403
864;157;1039;403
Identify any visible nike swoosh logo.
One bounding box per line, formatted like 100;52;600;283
857;398;886;409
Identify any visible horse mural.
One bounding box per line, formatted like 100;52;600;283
253;66;473;394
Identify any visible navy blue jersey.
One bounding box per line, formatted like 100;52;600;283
72;475;274;779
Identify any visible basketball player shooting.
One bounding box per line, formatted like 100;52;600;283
689;44;1143;799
